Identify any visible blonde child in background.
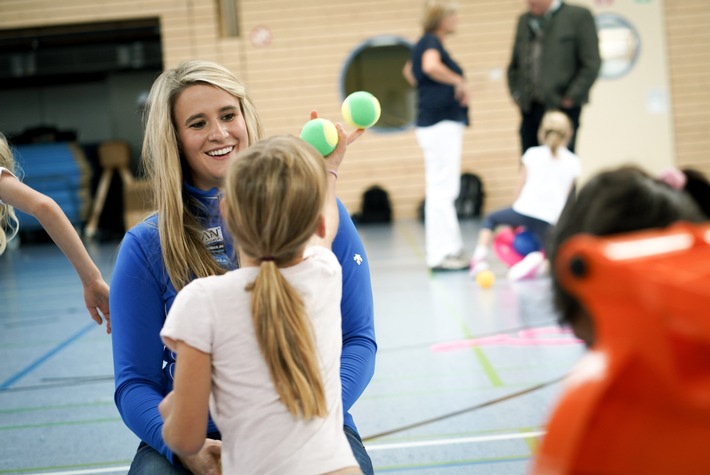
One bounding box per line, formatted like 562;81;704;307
469;111;581;281
0;133;110;332
159;135;362;474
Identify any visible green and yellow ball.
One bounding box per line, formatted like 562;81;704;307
300;118;338;156
341;91;381;129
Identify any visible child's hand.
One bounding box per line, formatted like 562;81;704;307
84;278;111;334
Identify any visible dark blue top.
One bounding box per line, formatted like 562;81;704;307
411;33;469;127
111;181;377;465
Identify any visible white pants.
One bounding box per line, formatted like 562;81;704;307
416;120;464;267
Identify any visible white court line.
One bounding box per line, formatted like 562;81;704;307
365;430;545;451
24;467;130;475
32;432;546;474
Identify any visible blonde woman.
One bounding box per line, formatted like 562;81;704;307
0;133;110;331
469;111;581;280
110;60;376;474
403;0;471;271
159;135;362;474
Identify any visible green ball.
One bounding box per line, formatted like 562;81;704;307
300;118;338;156
342;91;381;129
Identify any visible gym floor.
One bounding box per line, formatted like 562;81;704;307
0;218;584;474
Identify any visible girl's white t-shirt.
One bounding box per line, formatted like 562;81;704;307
161;245;357;474
513;145;581;224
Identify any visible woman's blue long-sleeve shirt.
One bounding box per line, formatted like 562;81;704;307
110;182;377;464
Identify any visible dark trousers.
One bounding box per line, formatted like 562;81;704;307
520;102;582;154
482;207;551;249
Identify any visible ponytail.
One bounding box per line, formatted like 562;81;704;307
249;260;327;419
226;136;330;419
543;129;565;157
537;111;573;158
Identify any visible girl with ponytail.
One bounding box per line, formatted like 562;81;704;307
468;110;582;281
159;134;362;474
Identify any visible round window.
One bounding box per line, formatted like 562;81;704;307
341;36;414;132
596;13;641;80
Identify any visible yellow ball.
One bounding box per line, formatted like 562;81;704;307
300;118;339;156
476;270;495;289
341;91;381;129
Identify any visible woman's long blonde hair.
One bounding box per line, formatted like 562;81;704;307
224;135;328;419
0;134;19;255
141;60;265;290
537;110;573;157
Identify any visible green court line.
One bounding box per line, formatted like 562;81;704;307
397;223;505;387
521;426;542;455
0;460;131;474
366;426;546;444
361;380;544;400
402;225;504;387
374;453;530;472
0;400;114;415
429;278;504;387
0;417;121;431
398;221;426;261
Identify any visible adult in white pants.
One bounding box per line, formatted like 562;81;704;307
403;0;470;271
416;121;466;269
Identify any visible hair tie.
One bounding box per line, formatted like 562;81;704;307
260;256;275;262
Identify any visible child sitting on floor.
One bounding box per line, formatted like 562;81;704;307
470;111;581;281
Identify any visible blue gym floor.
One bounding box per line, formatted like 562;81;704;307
0;218;585;474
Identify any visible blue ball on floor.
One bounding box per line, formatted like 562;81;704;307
513;230;541;256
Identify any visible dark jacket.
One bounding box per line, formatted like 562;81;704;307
507;2;601;112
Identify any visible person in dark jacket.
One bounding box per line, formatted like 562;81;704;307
507;0;601;154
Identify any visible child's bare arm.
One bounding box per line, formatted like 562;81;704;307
0;173;110;332
160;340;212;457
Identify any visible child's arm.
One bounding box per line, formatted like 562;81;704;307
159;339;212;456
0;173;110;332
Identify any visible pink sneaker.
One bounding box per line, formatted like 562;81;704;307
507;251;545;281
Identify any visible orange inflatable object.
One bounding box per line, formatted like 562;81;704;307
533;223;710;475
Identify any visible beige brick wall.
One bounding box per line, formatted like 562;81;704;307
665;0;710;179
1;0;708;218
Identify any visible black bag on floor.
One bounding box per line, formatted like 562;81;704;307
419;173;485;222
455;172;485;218
352;185;392;224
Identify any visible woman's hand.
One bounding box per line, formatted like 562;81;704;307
308;110;365;173
454;80;471;107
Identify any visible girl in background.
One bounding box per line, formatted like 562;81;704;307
469;110;581;281
159;135;361;474
0;133;110;332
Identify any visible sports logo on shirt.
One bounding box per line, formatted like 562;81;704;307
202;227;226;255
